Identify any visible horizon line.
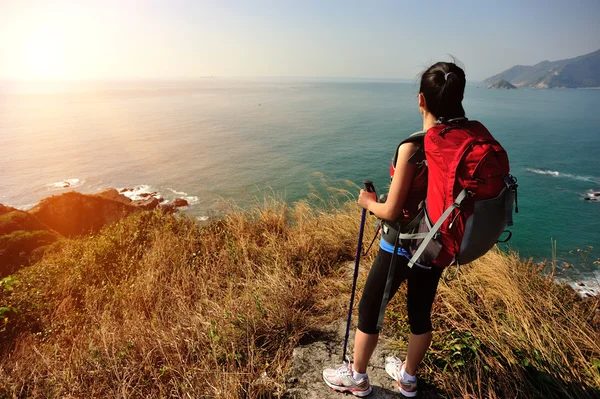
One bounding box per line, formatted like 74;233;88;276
0;76;488;84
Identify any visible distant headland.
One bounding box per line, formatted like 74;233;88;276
488;79;517;90
483;48;600;88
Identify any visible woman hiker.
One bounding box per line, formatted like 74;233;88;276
322;61;468;397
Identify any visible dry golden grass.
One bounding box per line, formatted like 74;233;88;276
388;249;600;398
0;197;598;398
0;198;362;398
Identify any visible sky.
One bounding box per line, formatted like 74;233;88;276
1;0;599;81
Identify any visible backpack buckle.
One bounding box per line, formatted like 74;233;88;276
454;190;472;208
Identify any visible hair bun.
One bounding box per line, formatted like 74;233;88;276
444;72;454;81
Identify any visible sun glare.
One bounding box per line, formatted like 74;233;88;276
19;34;70;80
2;6;87;81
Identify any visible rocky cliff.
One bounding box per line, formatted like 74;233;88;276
28;192;136;237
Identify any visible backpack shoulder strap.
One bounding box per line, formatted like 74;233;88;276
400;130;426;145
393;130;426;167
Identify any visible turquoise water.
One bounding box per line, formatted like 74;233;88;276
1;79;599;277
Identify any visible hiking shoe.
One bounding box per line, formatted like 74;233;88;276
322;362;372;397
385;356;417;397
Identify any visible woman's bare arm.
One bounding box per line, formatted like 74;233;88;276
357;142;418;221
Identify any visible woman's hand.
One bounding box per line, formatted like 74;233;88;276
357;189;377;210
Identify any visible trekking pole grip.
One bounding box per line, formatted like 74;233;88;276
363;180;376;215
363;180;375;194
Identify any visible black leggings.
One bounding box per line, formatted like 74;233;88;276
358;248;443;335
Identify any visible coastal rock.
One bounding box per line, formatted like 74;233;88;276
120;187;133;193
173;198;189;207
577;282;585;287
96;188;132;204
28;192;136;237
98;189;163;210
131;198;160;210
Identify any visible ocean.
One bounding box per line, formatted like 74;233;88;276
1;79;599;290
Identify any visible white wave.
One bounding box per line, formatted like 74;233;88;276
167;188;188;196
526;168;599;183
167;188;200;206
184;195;200;205
118;185;198;207
118;185;161;201
48;178;85;190
197;216;209;221
583;189;600;202
561;271;600;298
527;168;559;176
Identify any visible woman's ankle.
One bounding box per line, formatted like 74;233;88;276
401;364;417;381
351;366;368;381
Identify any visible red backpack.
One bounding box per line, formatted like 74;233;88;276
375;118;518;329
401;118;518;268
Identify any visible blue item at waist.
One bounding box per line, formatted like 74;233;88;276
379;237;410;257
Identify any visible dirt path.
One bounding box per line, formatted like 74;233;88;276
283;260;443;398
284;260;407;398
284;319;405;398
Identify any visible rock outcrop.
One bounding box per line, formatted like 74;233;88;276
96;188;164;209
96;188;133;204
172;198;189;207
28;192;136;237
132;198;161;210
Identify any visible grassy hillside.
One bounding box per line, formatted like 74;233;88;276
0;205;59;278
0;201;598;398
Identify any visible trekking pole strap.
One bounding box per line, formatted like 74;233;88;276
407;189;469;268
361;221;381;256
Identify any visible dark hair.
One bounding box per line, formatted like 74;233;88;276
419;62;466;120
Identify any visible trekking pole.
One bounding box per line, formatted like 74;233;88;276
342;180;376;363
